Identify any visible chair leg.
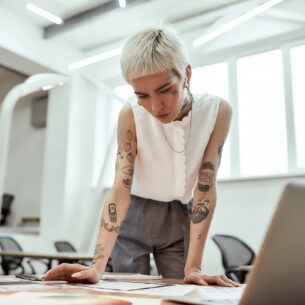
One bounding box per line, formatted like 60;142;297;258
2;264;9;275
27;260;36;274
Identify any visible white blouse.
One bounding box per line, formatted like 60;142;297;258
130;93;220;204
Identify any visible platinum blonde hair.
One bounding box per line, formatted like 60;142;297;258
120;24;190;83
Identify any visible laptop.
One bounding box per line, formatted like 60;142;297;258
163;182;305;305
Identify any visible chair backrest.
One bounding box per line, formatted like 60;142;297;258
1;194;14;225
54;241;77;253
0;236;23;274
212;234;255;267
212;234;255;283
0;236;22;252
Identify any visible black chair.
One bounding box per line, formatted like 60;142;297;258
54;241;91;266
0;236;50;275
212;234;255;283
54;240;77;264
0;236;36;275
1;194;14;225
54;241;112;271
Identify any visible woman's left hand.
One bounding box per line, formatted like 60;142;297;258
184;269;241;287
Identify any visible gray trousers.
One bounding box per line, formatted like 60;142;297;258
111;195;191;279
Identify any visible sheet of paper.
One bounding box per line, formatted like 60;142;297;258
197;285;245;300
102;273;162;280
0;277;68;292
75;280;169;291
77;280;197;296
163;286;245;305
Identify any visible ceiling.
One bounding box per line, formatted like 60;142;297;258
1;0;305;86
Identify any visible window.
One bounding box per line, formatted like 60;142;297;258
111;43;305;180
290;45;305;168
236;50;287;177
191;63;230;178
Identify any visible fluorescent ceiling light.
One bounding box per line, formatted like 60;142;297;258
119;0;126;8
193;0;283;47
68;48;122;70
26;3;63;25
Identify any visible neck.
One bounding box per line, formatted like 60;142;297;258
175;99;193;121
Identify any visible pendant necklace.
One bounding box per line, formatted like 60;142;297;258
161;87;194;154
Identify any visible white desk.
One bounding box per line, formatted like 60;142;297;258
0;250;92;271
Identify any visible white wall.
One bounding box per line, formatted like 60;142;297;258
5;96;46;226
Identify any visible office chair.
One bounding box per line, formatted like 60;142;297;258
212;234;256;283
0;236;50;275
1;194;14;225
0;236;36;275
54;240;77;264
54;240;93;266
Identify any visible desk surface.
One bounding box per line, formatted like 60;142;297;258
0;275;191;305
0;250;92;261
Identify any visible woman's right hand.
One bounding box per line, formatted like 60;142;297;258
40;263;101;283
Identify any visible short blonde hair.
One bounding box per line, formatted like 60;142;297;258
120;24;189;83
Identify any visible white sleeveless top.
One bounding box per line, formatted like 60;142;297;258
130;93;220;204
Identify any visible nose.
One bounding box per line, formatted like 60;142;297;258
151;96;164;114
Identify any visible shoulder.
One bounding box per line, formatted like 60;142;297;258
117;103;136;131
217;99;232;121
118;103;136;125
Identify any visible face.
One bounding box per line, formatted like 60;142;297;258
131;69;187;123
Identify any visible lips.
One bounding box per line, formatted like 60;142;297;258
156;113;170;119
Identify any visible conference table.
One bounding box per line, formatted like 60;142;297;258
0;274;245;305
0;250;93;271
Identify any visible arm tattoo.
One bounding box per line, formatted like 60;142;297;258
122;178;132;189
218;141;224;165
202;161;215;171
124;142;131;152
126;129;133;141
122;165;133;176
191;199;210;224
101;217;121;233
115;129;135;187
108;203;117;223
198;171;215;193
126;152;134;163
92;243;105;264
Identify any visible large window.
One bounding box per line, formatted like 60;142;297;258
291;45;305;168
110;43;305;180
237;50;287;177
191;63;230;179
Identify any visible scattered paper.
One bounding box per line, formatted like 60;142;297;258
102;273;162;280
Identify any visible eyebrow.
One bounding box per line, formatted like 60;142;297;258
134;73;176;95
134;82;170;95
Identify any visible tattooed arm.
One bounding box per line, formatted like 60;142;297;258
41;103;137;284
183;100;238;287
91;103;137;277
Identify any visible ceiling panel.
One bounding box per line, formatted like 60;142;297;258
1;0;305;85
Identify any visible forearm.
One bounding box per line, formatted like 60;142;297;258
91;193;130;274
184;176;217;275
184;199;216;274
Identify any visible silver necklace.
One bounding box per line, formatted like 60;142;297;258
161;87;194;153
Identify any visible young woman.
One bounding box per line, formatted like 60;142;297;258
42;24;238;287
